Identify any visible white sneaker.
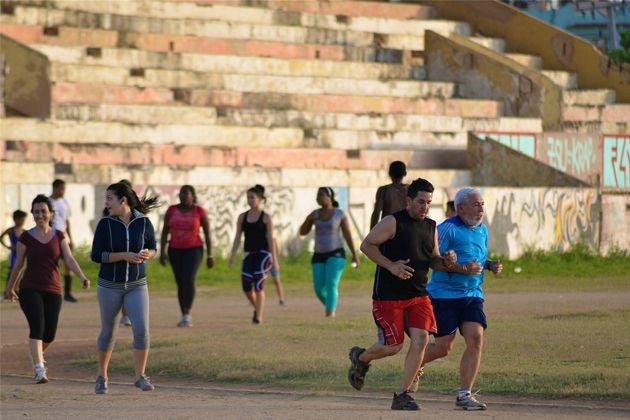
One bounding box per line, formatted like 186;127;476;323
34;365;48;384
119;315;132;326
456;392;487;410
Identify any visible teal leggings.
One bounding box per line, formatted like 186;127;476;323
311;257;346;312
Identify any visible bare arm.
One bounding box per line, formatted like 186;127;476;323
201;213;214;269
228;213;244;268
299;210;319;236
5;242;26;302
264;214;279;272
340;214;360;267
159;211;170;265
60;237;90;288
360;216;414;280
369;187;385;229
0;228;11;250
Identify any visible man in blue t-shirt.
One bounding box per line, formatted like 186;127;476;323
413;188;503;410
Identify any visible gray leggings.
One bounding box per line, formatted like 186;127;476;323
97;284;150;351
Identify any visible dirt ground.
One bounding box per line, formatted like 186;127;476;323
2;289;629;419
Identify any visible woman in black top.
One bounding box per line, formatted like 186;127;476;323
228;185;279;324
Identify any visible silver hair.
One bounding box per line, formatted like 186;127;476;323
454;187;481;210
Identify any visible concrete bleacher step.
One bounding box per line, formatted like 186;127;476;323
51;103;218;125
217;109;542;133
42;0;470;38
0;117;473;150
468;36;506;53
1;4;468;50
541;70;578;89
50;103;542;136
30;44;421;80
0;23;412;64
50;63;453;98
562;89;616;106
9;139;467;170
505;53;542;70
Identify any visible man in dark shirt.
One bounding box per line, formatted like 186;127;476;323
348;178;470;411
369;161;408;229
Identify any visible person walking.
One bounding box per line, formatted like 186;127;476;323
413;187;503;410
299;187;360;318
370;161;408;229
50;179;77;302
5;195;90;383
1;209;27;293
160;185;214;327
91;182;160;394
347;178;459;411
228;185;279;324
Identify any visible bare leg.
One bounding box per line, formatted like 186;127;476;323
359;342;403;364
28;339;45;365
422;333;456;366
272;274;285;303
398;328;429;393
254;290;265;322
459;322;484;390
97;350;113;378
244;290;256;307
133;349;150;379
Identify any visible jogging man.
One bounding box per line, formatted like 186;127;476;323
417;187;503;410
347;178;469;411
369;161;408;229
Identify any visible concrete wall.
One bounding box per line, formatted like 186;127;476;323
1;183;610;260
600;194;630;253
423;0;630;102
469;133;589;187
425;30;562;130
603;136;630;190
0;34;50;117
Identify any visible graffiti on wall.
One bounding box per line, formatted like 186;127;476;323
2;185;608;259
537;133;601;183
484;188;599;259
475;132;536;157
603;136;630;189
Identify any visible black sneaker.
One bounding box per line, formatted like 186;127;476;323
347;346;370;390
391;391;420;411
64;294;78;302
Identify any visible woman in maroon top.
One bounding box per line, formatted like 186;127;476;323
5;195;90;384
159;185;213;327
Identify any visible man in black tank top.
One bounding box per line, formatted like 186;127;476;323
347;178;457;411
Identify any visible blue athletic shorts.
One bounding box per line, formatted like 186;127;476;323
430;297;487;337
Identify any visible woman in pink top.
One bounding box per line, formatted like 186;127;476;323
5;195;90;384
159;185;213;327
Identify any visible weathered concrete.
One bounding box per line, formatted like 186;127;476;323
600;194;630;253
30;44;417;80
469;133;590;187
42;0;469;38
0;34;50;118
425;30;562;130
49;62;455;97
2;140;467;171
0;23;408;64
536;133;602;185
562;89;616;106
1;5;460;50
52;103;218;125
424;0;630;102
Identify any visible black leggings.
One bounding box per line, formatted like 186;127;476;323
18;288;62;343
168;246;203;314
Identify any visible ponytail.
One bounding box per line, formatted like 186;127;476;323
106;183;161;215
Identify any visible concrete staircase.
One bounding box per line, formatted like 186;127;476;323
1;0;547;189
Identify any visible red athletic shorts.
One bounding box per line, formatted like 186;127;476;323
372;296;437;346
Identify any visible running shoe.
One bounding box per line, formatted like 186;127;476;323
391;391;420;410
177;318;193;327
134;375;155;391
34;365;48;384
119;315;132;326
95;376;108;394
408;367;424;393
347;346;370;390
456;392;487;410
